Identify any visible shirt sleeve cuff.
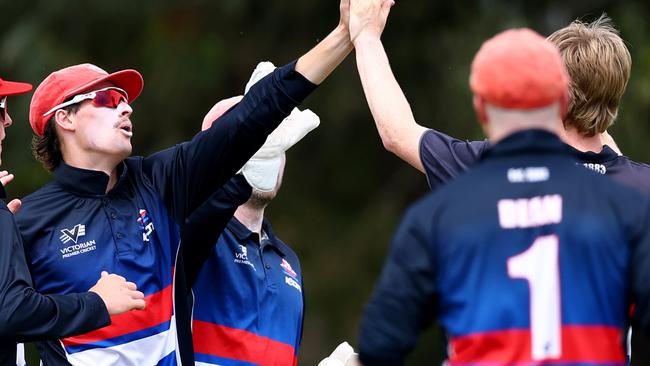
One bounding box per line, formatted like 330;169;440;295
273;60;318;105
83;291;112;328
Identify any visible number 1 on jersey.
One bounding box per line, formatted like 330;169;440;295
507;234;561;360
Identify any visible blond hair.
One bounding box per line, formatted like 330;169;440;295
547;15;631;136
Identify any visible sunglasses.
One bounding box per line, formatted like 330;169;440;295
0;96;7;122
42;87;129;117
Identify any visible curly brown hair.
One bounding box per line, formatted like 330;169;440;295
31;104;80;172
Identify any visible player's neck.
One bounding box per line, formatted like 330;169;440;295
559;126;606;153
62;153;120;193
234;204;265;236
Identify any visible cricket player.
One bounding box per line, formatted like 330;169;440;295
14;1;355;364
0;76;145;365
353;10;650;363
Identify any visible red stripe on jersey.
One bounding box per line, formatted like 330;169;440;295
62;285;173;346
192;320;298;366
449;325;625;364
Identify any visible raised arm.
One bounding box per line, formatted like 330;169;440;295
143;0;354;223
350;0;428;172
295;0;354;85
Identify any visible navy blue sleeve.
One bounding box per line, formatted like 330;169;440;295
419;129;488;190
180;175;252;286
358;196;438;366
0;205;110;342
630;196;650;336
141;61;316;223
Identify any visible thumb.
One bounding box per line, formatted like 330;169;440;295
7;199;21;214
381;0;394;20
101;271;109;277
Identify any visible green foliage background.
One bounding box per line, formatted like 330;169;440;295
2;1;650;364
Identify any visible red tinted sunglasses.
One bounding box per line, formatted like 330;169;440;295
43;87;129;117
0;96;7;122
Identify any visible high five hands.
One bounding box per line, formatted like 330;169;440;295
347;0;395;43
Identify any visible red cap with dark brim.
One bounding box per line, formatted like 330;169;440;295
29;63;144;136
0;77;33;97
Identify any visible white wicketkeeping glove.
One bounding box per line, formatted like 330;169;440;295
239;61;320;192
317;342;359;366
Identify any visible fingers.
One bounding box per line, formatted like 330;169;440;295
381;0;395;20
131;298;146;310
125;281;137;291
0;171;14;186
129;290;146;310
111;273;127;282
7;199;21;214
100;272;126;282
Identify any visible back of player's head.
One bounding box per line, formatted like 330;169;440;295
547;15;630;136
470;28;569;115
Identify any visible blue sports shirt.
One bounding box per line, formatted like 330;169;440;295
359;130;650;365
15;62;316;366
191;218;304;366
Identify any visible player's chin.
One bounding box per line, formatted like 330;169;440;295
117;145;132;160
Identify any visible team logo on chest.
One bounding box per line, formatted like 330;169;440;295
137;209;155;242
233;245;256;270
281;259;301;293
280;258;298;278
59;224;97;259
60;224;85;244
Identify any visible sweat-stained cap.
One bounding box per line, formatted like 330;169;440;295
29;64;144;136
470;28;569;110
0;77;33;97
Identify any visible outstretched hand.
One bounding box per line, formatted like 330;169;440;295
0;170;22;214
349;0;395;43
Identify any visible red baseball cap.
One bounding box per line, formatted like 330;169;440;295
470;28;568;110
0;77;33;97
29;63;144;136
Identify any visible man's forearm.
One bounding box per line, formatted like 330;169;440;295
296;25;353;85
354;36;426;170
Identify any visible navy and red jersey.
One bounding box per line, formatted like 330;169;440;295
15;62;316;366
359;130;650;365
419;128;650;194
0;184;110;366
190;218;303;366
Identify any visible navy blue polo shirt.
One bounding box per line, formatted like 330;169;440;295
191;217;303;366
0;185;109;366
15;61;316;366
360;130;650;365
419;128;650;194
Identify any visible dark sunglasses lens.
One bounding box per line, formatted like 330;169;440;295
92;90;127;108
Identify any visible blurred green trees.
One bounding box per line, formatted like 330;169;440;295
2;1;650;364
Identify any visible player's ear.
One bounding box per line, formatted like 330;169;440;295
54;109;75;133
559;91;569;121
473;95;488;124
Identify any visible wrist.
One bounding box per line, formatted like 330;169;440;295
334;23;352;45
353;31;382;47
